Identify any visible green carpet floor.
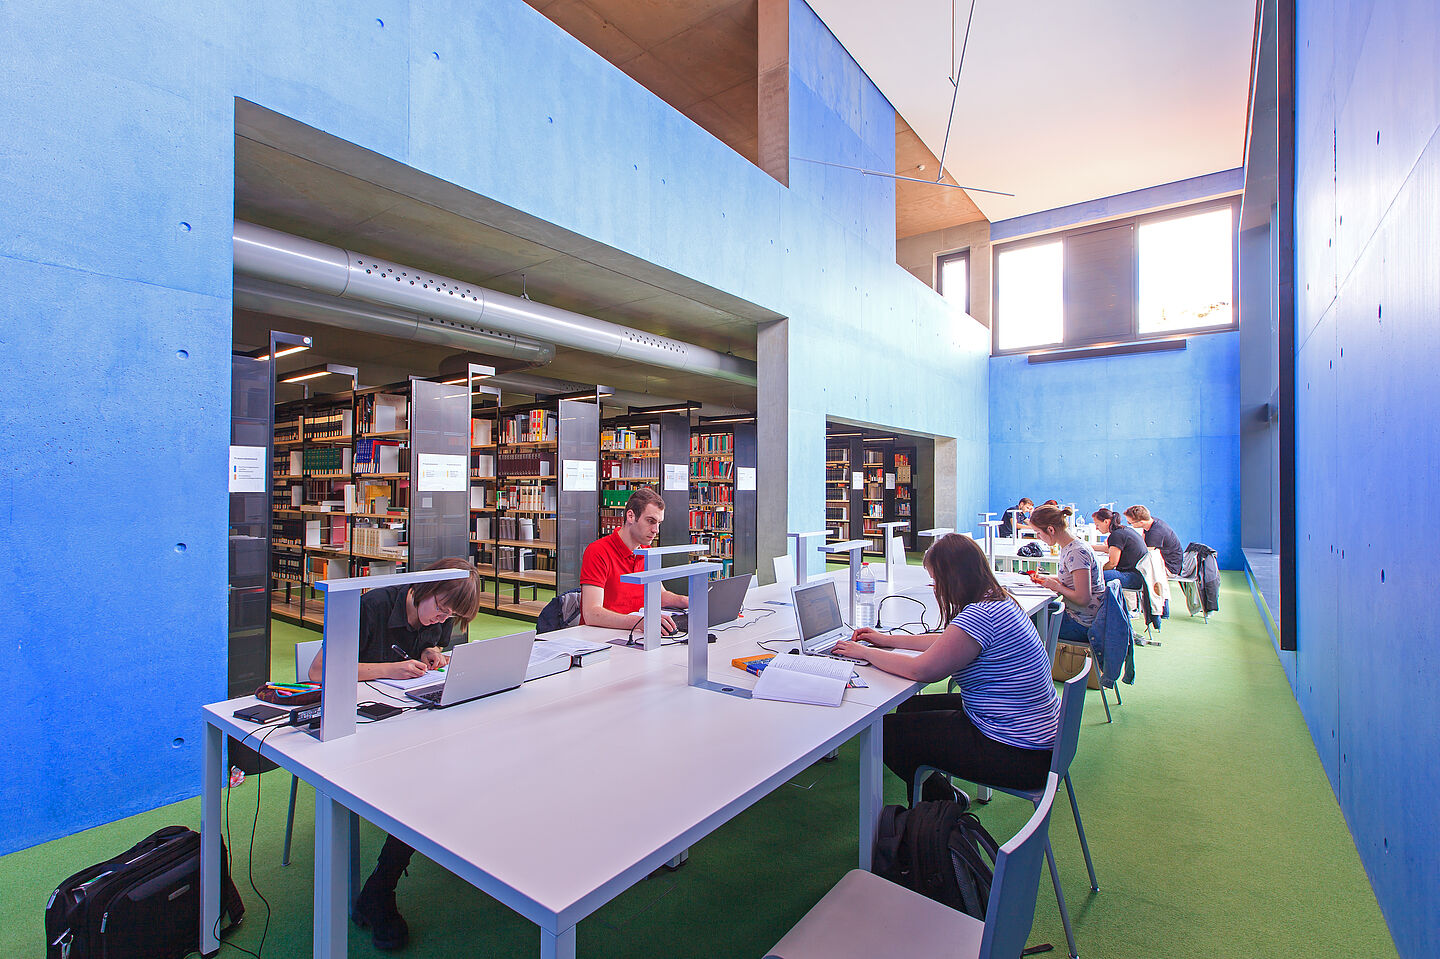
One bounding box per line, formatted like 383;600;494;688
1;572;1398;957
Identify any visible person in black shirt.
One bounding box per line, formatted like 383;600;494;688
307;557;481;951
998;497;1033;537
1092;508;1145;590
1124;505;1184;575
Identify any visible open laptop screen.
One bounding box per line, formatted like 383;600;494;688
792;580;844;652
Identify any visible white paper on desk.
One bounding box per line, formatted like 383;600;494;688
752;655;851;707
534;635;610;656
373;667;447;690
528;643;572;668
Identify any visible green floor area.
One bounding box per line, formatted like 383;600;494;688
2;573;1398;957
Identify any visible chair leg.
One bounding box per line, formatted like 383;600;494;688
912;765;935;806
1065;773;1098;892
975;785;993;803
1099;685;1112;723
282;774;299;867
1044;837;1080;959
349;812;362;904
1112;683;1122;706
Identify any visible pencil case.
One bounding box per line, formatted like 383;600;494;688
255;684;322;706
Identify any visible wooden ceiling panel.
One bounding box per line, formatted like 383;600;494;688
569;0;737;50
540;0;646;65
894;114;987;239
649;3;757;97
710;76;759;123
621;51;707;109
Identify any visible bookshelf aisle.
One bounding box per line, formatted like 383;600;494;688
862;445;885;555
599;422;663;538
689;430;734;578
890;446;916;551
825;441;852;545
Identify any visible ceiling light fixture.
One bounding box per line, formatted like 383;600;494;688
280;363;357;384
252;343;311;362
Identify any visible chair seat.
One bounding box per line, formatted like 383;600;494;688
766;869;984;959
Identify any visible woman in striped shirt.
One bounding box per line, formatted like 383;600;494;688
832;533;1059;800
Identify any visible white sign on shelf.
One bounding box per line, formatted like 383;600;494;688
663;463;689;492
736;466;757;491
885;472;896;490
563;458;597;492
851;471;864;490
416;453;467;492
228;445;266;493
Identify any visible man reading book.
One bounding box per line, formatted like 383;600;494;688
579;486;687;634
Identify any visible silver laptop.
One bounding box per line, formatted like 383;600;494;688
406;631;535;708
789;579;863;662
669;574;752;634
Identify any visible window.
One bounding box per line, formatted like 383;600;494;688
937;249;970;316
995;241;1063;351
991;198;1238;355
1138;206;1234;333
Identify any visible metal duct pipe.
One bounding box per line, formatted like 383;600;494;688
233;277;555;365
233;222;757;386
479;370;748;416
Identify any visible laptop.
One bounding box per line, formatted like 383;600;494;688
405;630;535;708
789;579;865;663
668;574;752;635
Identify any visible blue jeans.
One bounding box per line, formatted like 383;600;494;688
1104;568;1144;591
1057;611;1092;646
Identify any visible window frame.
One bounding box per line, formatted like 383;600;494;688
991;196;1240;356
935;247;971;317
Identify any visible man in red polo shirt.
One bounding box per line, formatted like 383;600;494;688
579;486;688;633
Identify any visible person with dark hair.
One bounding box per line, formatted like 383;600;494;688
305;557;482;951
831;533;1058;799
578;486;687;633
998;497;1033;537
1124;504;1183;575
1093;507;1146;591
1029;504;1106;647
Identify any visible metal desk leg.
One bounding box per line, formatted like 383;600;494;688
199;722;222;956
314;788;350;959
541;925;577;959
858;717;883;870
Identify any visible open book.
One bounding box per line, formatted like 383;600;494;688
751;654;856;707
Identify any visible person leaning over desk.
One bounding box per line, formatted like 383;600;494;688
306;557;482;952
1092;507;1146;591
1124;504;1184;576
831;533;1059;802
998;497;1033;537
579;485;687;635
1028;504;1107;648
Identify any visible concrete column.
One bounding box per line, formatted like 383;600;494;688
932;436;958;531
758;0;789;186
758;318;790;583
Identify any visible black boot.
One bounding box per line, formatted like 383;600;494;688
352;836;414;950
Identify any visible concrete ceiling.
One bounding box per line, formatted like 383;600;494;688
233;101;771;411
525;0;760;164
808;0;1256;223
894;113;986;238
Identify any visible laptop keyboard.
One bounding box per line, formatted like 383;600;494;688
408;685;443;705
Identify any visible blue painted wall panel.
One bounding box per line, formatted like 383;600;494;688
989;331;1242;568
1295;1;1440;955
0;0;990;852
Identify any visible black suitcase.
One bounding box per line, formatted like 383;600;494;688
45;825;244;959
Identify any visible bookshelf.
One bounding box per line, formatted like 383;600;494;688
890;446;917;551
861;444;886;556
471;393;600;619
690;419;757;578
601;409;690;540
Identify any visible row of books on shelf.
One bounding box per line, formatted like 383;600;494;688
601;426;655;450
690;508;732;531
603;458;656;479
497;451;554;476
305;447;354;475
692;482;733;507
357;393;407;435
493;483;555;512
274;420;301;443
471;417;493;446
500;410;557;444
690;532;734;558
825;467;849;483
866;482;884;499
273;553;302;580
474;515;558;542
690;433;733;454
355;439;404;474
306;408;352;439
690;458;734;480
306;515;348;549
863;452;884;467
496;549;555;573
825;507;847;522
865;504;883;518
895;502;912;517
353;523;405;556
894;452;913;484
272;517;303;545
471;453;495;477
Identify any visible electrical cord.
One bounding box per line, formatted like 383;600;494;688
877;594;932;633
217;721;284;959
712;606;777;631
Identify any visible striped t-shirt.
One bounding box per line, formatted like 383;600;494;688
950;600;1060;750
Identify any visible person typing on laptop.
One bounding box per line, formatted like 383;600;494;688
831;534;1058;803
579;486;687;635
306;557;481;952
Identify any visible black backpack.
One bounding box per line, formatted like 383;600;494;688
872;801;1000;918
45;825;244;959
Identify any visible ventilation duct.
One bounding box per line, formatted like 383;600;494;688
233;222;757;386
233;277;556;367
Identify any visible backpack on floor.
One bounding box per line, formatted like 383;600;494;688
871;800;1000;918
45;825;244;959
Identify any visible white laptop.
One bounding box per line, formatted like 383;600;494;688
789;580;864;663
405;631;535;708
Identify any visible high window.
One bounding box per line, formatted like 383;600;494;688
937;249;971;317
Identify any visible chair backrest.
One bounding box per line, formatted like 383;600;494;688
772;554;796;588
978;772;1061;959
1049;656;1090;776
1043;598;1064;663
295;639;323;683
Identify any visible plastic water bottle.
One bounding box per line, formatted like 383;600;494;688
855;563;877;628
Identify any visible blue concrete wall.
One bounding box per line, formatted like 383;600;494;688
989;332;1241;568
1294;3;1440;957
0;0;988;852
